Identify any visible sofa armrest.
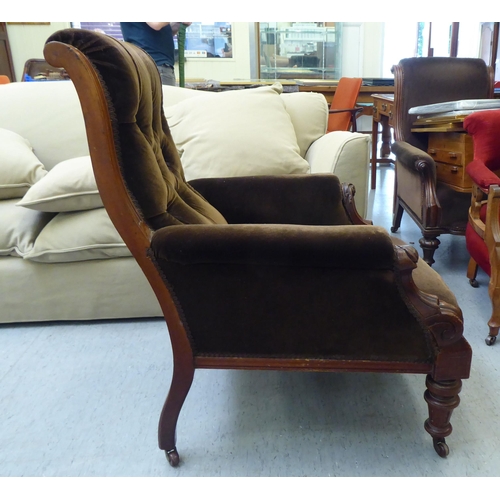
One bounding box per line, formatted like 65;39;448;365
189;174;354;226
305;131;370;218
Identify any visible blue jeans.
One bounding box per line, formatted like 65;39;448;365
157;64;176;86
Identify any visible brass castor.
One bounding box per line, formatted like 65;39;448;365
485;335;497;346
469;278;479;288
165;448;180;467
433;438;449;458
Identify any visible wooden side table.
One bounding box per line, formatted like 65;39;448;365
371;94;395;189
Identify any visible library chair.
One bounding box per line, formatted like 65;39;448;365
44;28;472;465
391;57;494;266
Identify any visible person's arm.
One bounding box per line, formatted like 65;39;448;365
146;22;191;34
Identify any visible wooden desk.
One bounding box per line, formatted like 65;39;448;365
412;115;473;193
371;94;395;189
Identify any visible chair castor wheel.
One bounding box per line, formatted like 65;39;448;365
485;335;497;346
433;438;449;458
469;279;479;288
165;448;180;467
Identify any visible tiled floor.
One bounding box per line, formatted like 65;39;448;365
1;164;499;479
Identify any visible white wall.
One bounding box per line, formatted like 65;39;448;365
7;22;70;81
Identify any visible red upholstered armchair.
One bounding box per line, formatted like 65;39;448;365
464;110;500;346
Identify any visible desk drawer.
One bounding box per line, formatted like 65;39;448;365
428;148;464;166
435;161;472;191
372;99;394;124
428;132;473;165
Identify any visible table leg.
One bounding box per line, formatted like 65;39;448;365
371;118;379;190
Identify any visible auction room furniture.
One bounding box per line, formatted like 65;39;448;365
371;93;395;189
390;57;494;266
463;110;500;346
327;77;363;133
44;28;472;465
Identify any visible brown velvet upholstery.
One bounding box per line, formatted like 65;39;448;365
391;57;494;266
44;29;472;465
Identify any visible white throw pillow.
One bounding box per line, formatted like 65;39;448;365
0;199;54;257
24;208;131;263
0;128;48;200
17;156;102;212
164;83;310;181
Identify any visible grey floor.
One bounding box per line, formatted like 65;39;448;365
1;164;500;479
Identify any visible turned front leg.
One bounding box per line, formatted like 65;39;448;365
424;375;462;457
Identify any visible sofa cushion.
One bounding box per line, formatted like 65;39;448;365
0;81;89;170
0;128;48;200
280;91;328;157
0;199;55;257
17;156;103;212
24;207;130;263
164;83;310;181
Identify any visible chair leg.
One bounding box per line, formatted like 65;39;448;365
391;201;404;233
158;361;195;467
424;375;462;458
466;257;479;288
486;284;500;346
419;235;440;267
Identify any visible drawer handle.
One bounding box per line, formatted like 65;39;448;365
448;152;458;159
451;166;459;174
382;103;387;111
429;149;436;155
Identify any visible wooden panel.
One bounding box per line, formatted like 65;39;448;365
0;22;15;81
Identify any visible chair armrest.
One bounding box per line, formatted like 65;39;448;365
189;174;355;226
329;107;364;115
306;132;370;218
467;159;500;191
152;224;395;268
329;107;364;131
391;141;437;179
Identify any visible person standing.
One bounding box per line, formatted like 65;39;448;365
120;22;191;86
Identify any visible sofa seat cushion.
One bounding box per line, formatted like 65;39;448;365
0;199;54;257
0;128;48;200
17;156;103;212
24;207;130;263
164;83;310;181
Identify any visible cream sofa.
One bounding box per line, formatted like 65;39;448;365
0;80;370;323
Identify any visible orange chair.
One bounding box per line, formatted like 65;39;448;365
327;77;363;132
0;75;11;84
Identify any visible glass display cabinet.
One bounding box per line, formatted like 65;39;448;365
259;22;342;80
